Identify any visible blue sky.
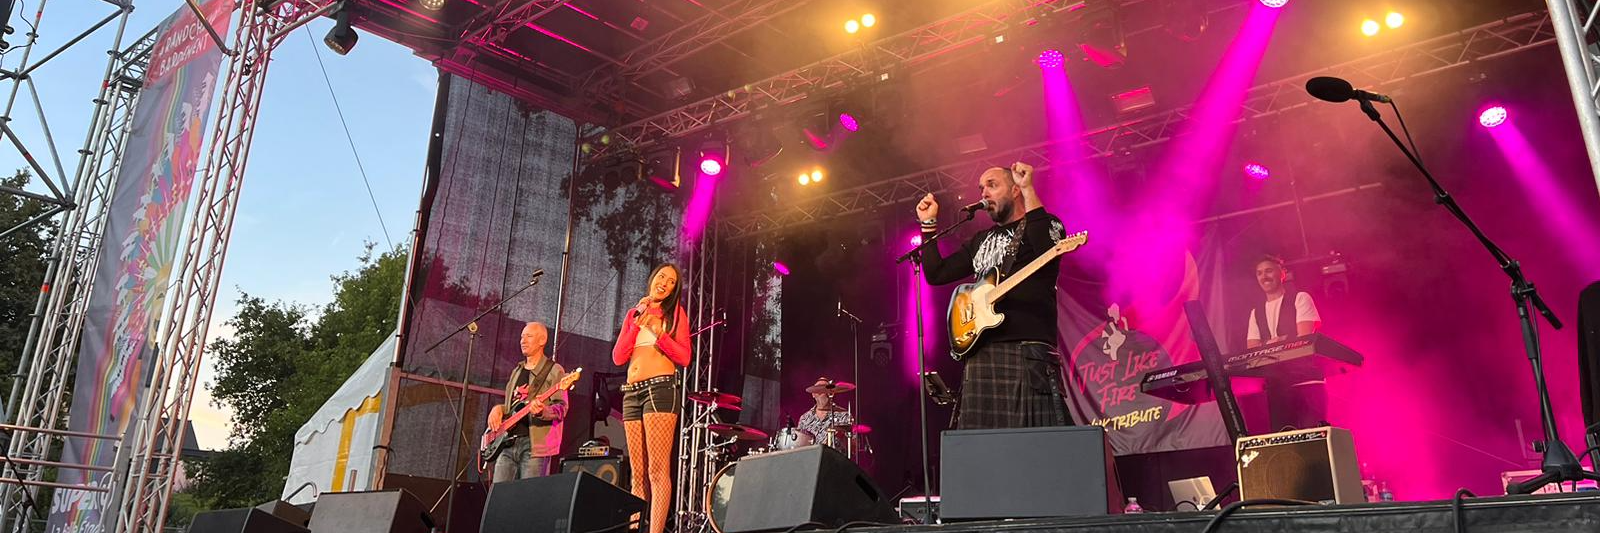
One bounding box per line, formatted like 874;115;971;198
5;2;434;449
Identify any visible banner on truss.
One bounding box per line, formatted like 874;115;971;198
47;1;230;531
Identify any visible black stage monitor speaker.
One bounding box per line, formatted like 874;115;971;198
1236;426;1363;504
723;445;897;532
480;472;644;533
306;490;433;533
940;425;1120;520
562;456;629;488
253;500;312;528
188;508;308;533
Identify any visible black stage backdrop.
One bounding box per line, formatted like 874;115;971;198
386;74;682;492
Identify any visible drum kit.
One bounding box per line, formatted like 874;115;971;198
684;383;874;533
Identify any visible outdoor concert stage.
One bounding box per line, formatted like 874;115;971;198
853;493;1600;533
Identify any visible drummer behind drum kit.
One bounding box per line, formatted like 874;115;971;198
684;382;874;533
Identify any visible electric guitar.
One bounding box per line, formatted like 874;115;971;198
947;231;1089;360
479;368;583;471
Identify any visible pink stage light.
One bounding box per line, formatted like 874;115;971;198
1243;162;1271;180
1259;0;1288;7
700;158;723;176
910;235;923;246
772;261;790;276
1035;49;1065;69
1479;106;1508;129
839;113;860;132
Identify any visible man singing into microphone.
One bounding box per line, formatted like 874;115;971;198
915;162;1071;429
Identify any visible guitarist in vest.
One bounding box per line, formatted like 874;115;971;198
486;322;568;481
1244;255;1324;432
915;162;1072;429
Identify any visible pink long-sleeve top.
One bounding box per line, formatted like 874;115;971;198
612;305;692;367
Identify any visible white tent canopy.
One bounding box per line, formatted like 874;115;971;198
281;331;396;503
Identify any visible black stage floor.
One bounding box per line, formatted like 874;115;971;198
849;493;1600;533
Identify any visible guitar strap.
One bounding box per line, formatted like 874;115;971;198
504;358;556;411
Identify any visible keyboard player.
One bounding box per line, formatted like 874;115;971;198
1246;255;1325;431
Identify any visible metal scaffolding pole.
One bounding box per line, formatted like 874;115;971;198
107;1;339;531
1544;0;1600;198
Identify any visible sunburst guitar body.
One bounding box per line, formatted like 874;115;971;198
947;231;1088;360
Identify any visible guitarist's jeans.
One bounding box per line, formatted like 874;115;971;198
956;341;1071;429
491;436;554;482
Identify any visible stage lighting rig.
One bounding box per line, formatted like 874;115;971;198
325;4;358;55
420;0;445;11
1076;4;1126;69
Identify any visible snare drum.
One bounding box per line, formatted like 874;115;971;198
770;427;814;450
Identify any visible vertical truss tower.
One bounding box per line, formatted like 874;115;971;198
1544;0;1600;197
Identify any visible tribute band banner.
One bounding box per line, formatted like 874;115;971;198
1059;243;1231;456
47;1;230;530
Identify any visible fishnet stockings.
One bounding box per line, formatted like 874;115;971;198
625;413;677;533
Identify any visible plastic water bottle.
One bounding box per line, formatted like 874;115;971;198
1378;481;1394;502
1123;497;1144;514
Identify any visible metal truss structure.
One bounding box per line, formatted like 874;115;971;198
0;0;139;241
1544;0;1600;198
0;3;140;532
577;0;814;103
590;0;1062;153
106;2;340;531
717;10;1557;239
674;227;723;533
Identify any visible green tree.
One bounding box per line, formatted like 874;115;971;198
0;169;54;394
187;244;408;509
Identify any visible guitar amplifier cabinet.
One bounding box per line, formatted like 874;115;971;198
1236;426;1363;504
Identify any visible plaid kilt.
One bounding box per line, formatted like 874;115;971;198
956;341;1072;429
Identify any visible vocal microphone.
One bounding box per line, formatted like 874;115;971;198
959;199;991;214
1305;76;1391;104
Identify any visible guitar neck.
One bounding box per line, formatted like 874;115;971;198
989;250;1058;303
987;232;1087;303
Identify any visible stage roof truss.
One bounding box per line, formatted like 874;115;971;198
716;11;1556;239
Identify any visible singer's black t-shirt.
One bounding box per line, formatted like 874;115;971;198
920;207;1065;348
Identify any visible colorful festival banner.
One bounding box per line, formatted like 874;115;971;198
47;1;230;530
1058;239;1232;456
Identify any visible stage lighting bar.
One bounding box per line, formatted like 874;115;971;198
846;13;877;34
587;0;1091;156
718;10;1555;238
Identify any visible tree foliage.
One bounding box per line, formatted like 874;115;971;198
0;169;54;395
187;244;408;509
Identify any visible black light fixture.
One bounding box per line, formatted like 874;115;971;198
324;4;357;55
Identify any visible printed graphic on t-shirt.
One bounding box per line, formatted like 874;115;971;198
969;218;1066;275
972;228;1018;274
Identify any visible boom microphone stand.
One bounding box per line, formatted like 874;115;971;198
896;205;981;521
420;270;543;529
1313;80;1600;494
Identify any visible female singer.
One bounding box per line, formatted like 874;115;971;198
612;263;690;533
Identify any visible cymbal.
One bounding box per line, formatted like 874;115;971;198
687;391;743;406
706;423;769;441
830;423;872;434
804;381;856;395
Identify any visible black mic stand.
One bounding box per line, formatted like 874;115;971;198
421;270;544;529
1353;98;1599;494
895;207;981;522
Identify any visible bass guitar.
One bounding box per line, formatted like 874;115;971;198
479;368;583;471
947;231;1088;360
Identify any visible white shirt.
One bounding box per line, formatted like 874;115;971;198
1246;292;1322;341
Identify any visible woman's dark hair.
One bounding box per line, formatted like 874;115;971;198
649;263;683;334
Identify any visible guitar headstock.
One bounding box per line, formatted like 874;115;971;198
1050;231;1089;255
555;368;583;390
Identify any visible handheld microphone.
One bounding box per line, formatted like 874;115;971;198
959;199;991;214
1305;76;1391;104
